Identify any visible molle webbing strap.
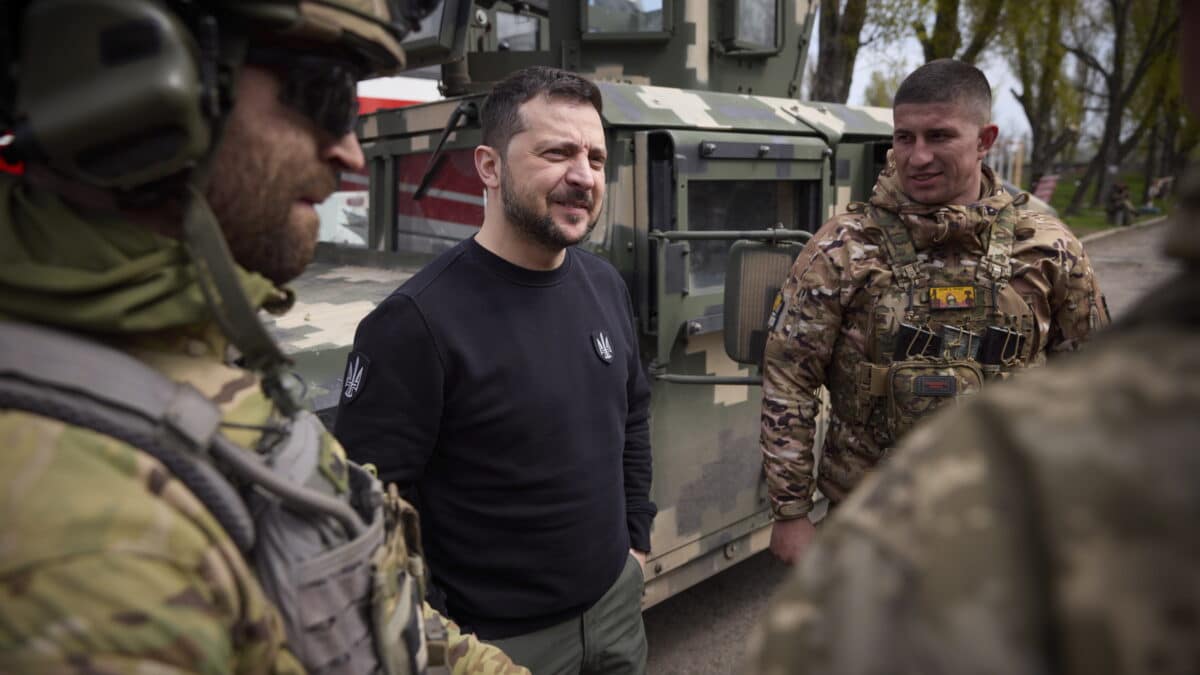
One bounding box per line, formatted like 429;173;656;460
867;205;923;289
0;320;257;551
181;186;298;416
976;204;1016;287
0;321;221;446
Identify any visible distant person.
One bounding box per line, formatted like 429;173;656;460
1109;181;1138;225
336;67;655;675
760;59;1108;564
1142;175;1175;214
747;6;1200;671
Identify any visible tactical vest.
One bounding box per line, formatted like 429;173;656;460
0;321;448;675
840;202;1038;445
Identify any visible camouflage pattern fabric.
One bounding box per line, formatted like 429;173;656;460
746;269;1200;674
0;324;528;675
760;158;1108;516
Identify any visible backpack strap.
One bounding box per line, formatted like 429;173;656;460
0;320;450;675
0;320;258;550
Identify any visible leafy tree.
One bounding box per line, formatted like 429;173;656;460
863;65;908;107
1063;0;1179;215
810;0;1006;104
910;0;1007;64
1003;0;1082;190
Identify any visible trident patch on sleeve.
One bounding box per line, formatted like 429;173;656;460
341;351;370;404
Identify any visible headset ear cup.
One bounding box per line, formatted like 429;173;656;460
15;0;213;189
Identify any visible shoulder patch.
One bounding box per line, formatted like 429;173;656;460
341;351;370;404
767;290;786;330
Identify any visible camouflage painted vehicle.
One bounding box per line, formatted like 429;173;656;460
263;0;900;608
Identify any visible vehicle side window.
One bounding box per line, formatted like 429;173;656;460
585;0;664;33
497;11;541;50
687;179;819;290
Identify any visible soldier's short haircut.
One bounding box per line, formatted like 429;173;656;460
481;66;603;155
893;59;992;124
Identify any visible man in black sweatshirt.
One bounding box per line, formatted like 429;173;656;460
335;66;656;675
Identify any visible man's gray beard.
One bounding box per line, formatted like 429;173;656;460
501;170;597;252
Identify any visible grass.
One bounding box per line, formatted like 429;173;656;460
1043;170;1168;238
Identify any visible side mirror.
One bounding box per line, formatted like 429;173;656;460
723;239;805;365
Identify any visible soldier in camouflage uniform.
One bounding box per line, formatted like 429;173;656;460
760;60;1108;563
0;2;524;674
747;11;1200;670
747;254;1200;673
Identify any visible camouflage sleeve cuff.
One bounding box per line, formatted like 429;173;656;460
772;499;812;520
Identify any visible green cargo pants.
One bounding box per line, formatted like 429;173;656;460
485;553;647;675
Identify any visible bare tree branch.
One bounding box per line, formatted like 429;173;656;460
1119;16;1180;104
1063;42;1111;80
1117;113;1153;160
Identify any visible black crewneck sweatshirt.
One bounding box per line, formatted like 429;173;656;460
335;237;656;639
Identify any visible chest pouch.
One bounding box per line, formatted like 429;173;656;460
884;359;984;439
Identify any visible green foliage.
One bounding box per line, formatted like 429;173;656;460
862;63;908;107
868;0;1007;64
1061;0;1180;213
1001;0;1081;182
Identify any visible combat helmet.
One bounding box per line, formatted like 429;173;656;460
1;0;436;187
0;0;438;413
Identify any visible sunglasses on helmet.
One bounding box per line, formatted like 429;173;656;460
244;47;363;138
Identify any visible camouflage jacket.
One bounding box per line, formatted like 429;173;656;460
0;177;526;675
747;263;1200;675
760;163;1108;517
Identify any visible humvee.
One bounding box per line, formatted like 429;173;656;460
266;0;899;608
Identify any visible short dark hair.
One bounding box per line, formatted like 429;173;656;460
481;66;603;154
893;59;992;124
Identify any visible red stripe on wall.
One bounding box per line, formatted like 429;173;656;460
358;97;421;115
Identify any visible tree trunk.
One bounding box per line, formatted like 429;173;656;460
1066;134;1108;216
1171;123;1199;178
916;0;962;62
1092;113;1122;209
1028;129;1075;193
1012;0;1072;192
811;0;869;103
1160;105;1180;177
958;0;1006;64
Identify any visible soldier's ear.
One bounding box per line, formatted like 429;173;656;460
475;145;503;190
977;124;999;156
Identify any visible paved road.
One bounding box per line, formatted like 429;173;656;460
641;218;1179;675
1082;219;1180;317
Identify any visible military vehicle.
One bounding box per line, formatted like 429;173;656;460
265;0;899;608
